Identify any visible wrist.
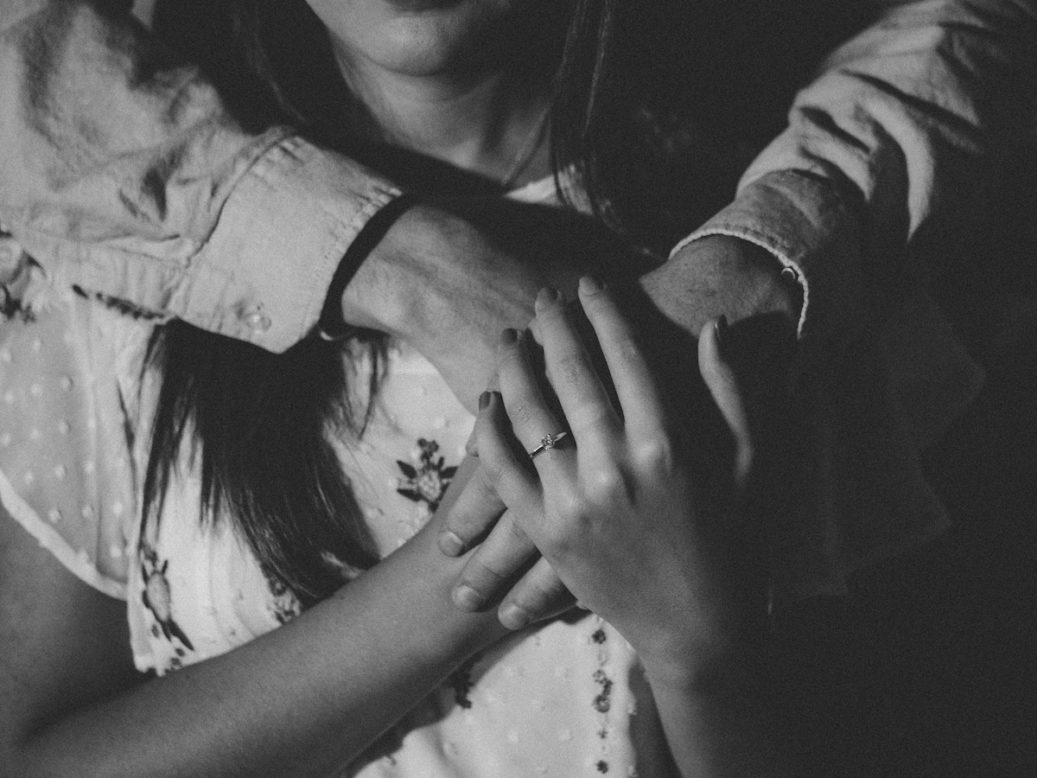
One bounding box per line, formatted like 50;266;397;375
643;234;801;337
640;631;771;697
336;200;448;335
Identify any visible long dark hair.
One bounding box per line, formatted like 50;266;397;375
145;0;860;603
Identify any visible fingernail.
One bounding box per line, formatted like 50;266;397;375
452;584;485;611
478;391;492;410
714;315;729;345
438;529;466;556
535;287;562;312
500;328;519;346
579;275;604;294
499;602;531;630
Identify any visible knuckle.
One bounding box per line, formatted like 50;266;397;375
567;403;611;431
463;558;510;590
555;352;584;388
507;397;537;428
632;438;675;473
554;490;590;523
583;465;626;502
538;518;574;556
476;461;501;491
539;494;591;554
478;456;506;490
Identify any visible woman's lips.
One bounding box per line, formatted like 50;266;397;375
383;0;463;11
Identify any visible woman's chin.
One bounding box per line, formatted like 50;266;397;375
311;0;522;79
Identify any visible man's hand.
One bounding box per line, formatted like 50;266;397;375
337;199;642;411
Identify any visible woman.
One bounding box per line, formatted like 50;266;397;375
0;0;921;774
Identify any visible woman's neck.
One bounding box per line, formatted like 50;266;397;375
333;50;552;186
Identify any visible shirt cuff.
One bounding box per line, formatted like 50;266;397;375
177;135;402;352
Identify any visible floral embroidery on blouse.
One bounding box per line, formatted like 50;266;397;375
447;656;478;710
0;233;37;322
395;438;457;510
140;540;195;657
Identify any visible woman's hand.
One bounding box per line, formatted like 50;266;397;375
474;278;759;682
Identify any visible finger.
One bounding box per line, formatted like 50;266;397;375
496;328;573;482
455;390;545;611
532;286;619;442
438;459;505;556
474;389;541;512
463;371;503;458
464;427;479;458
497;557;575;630
698;317;753;486
576;276;667;439
451;510;539;612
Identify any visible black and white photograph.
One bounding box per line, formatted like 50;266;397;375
1;1;1035;774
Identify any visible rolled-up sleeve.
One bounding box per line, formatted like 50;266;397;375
0;1;400;352
674;0;1037;350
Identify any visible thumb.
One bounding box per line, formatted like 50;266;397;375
698;317;754;488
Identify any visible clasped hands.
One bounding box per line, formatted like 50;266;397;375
437;277;771;668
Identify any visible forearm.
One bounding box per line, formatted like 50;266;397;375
15;512;506;775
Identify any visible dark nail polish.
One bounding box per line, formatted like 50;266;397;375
478;391;491;410
715;315;729;344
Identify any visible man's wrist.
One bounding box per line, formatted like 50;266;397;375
320;194;421;338
643;234;802;338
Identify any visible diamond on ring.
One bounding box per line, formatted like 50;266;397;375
528;431;569;458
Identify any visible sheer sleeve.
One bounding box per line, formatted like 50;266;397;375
0;287;146;600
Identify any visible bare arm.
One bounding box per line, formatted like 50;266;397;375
0;459;508;776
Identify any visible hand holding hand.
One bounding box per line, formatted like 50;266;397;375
474;278;760;681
